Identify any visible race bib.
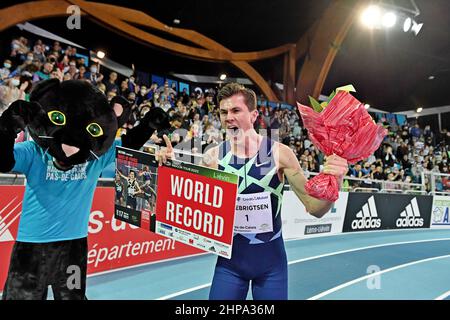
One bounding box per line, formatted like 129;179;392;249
234;192;273;234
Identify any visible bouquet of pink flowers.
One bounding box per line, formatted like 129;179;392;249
297;85;387;202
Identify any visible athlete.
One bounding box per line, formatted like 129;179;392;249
158;83;348;300
114;172;126;206
117;169;141;209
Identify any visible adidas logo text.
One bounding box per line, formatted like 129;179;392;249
351;196;381;230
396;198;423;228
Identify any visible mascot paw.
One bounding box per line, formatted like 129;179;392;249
1;100;45;134
141;107;171;132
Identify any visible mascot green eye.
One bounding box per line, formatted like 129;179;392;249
86;123;104;137
47;110;66;126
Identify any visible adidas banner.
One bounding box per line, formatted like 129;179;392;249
343;193;433;232
430;196;450;229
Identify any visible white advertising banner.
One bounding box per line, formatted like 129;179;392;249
430;195;450;229
281;191;348;239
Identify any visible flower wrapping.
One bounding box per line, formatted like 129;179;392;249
297;90;387;202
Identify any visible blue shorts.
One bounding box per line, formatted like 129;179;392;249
209;235;288;300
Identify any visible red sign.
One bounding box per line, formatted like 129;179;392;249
0;186;202;292
155;165;237;257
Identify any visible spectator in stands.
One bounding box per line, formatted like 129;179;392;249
56;54;70;73
0;76;27;114
9;37;29;66
441;166;450;190
200;93;215;117
106;90;116;102
97;83;106;94
50;67;63;82
32;41;46;64
385;173;400;190
85;63;104;85
33;62;53;82
73;65;87;80
410;123;421;139
105;71;119;93
66;60;78;78
127;91;136;105
136;84;149;105
12;52;35;76
383;145;397;167
119;79;130;96
0;59;12;81
292;121;301;137
270;110;281;130
52;41;62;55
396;140;409;159
159;94;172;112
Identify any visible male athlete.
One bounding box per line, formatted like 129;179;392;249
159;83;348;300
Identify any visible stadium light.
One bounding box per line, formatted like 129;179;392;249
364;104;371;109
411;20;423;35
382;12;397;28
403;17;412;32
96;51;105;59
416;107;423;113
361;1;423;35
361;5;381;29
219;74;227;81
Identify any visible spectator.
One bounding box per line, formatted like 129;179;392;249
85;63;104;85
105;72;119;93
119;79;130;97
73;65;87;80
384;145;397;168
410;123;421;139
0;76;27;114
65;59;77;75
0;59;12;81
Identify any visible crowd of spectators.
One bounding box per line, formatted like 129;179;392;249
1;35;449;192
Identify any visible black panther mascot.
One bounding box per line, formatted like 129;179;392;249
0;79;170;299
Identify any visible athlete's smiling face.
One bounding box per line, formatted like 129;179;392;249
219;94;258;141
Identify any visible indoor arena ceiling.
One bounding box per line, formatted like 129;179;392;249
1;0;450;112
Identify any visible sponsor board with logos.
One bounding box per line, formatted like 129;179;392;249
343;193;433;232
430;196;450;229
281;191;348;239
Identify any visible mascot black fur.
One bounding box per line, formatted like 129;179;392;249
0;79;170;299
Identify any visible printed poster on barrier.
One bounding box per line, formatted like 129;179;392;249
115;146;159;231
281;191;348;239
155;159;238;259
430;195;450;229
114;146;239;259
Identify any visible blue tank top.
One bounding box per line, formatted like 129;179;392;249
217;136;284;244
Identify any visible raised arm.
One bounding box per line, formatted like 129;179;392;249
276;143;348;218
121;106;171;150
0;99;45;172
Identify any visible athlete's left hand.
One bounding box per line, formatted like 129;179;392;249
323;154;348;184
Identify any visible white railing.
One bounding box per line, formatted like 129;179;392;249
2;148;445;196
423;171;450;195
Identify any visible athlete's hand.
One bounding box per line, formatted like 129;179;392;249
323;154;348;185
156;135;175;166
